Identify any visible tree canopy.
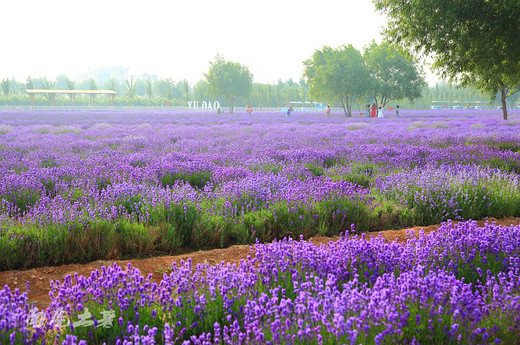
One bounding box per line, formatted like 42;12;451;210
364;42;426;109
205;55;253;113
373;0;520;119
303;45;370;117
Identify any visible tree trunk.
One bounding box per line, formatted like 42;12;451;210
340;100;348;117
345;95;352;117
229;97;235;114
382;96;388;109
500;88;508;120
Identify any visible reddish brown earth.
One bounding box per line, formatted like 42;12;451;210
1;217;518;308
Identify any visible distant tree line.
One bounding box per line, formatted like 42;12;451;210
0;73;312;110
1;46;517;112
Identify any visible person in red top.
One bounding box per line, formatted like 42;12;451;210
370;103;377;118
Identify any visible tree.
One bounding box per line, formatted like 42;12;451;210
62;76;75;105
276;81;282;107
6;78;24;94
145;78;153;103
41;78;55;102
364;41;426;109
26;77;34;90
55;74;68;90
181;79;190;105
105;79;118;92
55;74;75;91
66;78;75;90
1;78;10;96
89;79;97;90
42;77;55;90
193;80;209;101
205;55;253;113
304;45;370;117
77;80;90;90
471;69;519;120
134;79;146;97
299;78;309;104
373;0;520;119
124;77;136;100
252;84;265;108
154;79;175;101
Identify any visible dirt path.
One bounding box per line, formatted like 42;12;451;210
1;217;518;308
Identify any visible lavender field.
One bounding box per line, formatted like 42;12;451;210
1;109;520;344
0;110;520;269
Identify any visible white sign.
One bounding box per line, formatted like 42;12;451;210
188;101;221;110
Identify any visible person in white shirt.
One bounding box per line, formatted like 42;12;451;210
378;105;384;118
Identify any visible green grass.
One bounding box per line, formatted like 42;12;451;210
160;171;213;189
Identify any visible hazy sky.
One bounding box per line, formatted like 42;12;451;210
1;0;439;85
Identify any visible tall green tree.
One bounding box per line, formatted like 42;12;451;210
105;79;118;92
276;81;282;107
89;79;97;90
364;42;426;108
182;79;190;105
267;85;273;107
1;78;10;96
62;76;75;105
252;84;265;108
55;74;68;90
134;79;146;97
41;78;55;101
124;77;136;100
193;80;209;101
205;55;253;113
42;77;55;90
154;79;175;101
299;78;309;104
26;77;34;90
66;78;75;90
304;45;370;116
373;0;520;119
145;78;153;102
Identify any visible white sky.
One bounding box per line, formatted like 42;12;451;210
1;0;439;85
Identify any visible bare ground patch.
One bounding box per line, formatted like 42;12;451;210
1;217;518;309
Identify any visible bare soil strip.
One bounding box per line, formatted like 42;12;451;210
1;217;518;308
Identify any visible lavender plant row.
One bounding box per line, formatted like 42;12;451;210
0;110;519;268
1;220;519;344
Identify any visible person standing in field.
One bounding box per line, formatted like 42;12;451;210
325;104;331;117
378;105;384;118
286;105;294;117
370;103;377;118
364;104;370;117
396;105;400;118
